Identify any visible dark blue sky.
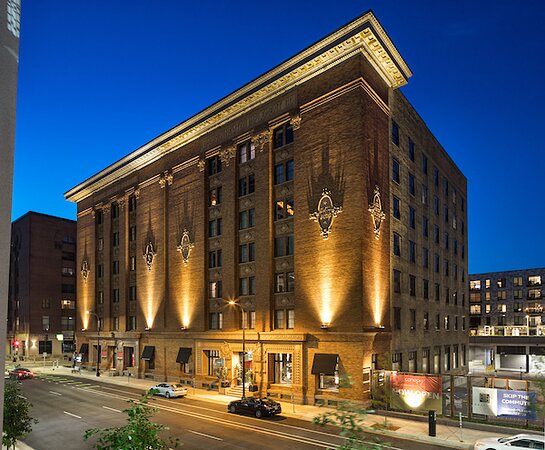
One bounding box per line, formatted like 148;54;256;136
12;1;545;274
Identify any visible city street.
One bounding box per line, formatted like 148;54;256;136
19;374;457;450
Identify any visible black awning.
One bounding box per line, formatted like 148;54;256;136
176;347;192;364
79;343;89;354
141;346;155;360
311;354;339;375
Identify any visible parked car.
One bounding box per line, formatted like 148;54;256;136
228;397;281;418
474;434;545;449
9;368;34;380
149;383;188;398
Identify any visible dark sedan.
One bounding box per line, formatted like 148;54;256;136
9;368;34;380
228;397;281;418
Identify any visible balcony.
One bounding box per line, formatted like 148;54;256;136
475;325;545;337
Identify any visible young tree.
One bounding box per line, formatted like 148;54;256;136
3;380;38;450
313;401;386;450
84;391;179;450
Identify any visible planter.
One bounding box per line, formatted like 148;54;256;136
220;380;230;388
248;384;258;392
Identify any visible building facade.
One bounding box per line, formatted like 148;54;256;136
65;11;468;404
7;212;77;359
469;268;545;374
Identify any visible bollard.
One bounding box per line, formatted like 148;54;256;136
428;410;436;437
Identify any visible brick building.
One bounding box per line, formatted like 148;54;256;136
469;268;545;374
7;212;77;359
65;11;468;404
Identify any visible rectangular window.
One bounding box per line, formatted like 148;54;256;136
435;283;440;302
97;291;104;305
111;203;119;219
409;173;415;195
444;260;449;277
423;279;429;299
112;288;119;303
274;235;294;257
422;247;429;268
470;305;482;314
409;275;416;296
514;289;522;299
61;299;75;309
409;240;416;263
393;196;400;220
497;277;506;288
433;167;439;187
275;198;294;221
444;205;449;224
434;196;439;215
112;232;120;247
239;208;255;230
408;138;415;161
445;287;450;304
42;316;50;331
127;316;136;331
274;160;294;185
391;120;399;146
96;211;103;225
287;309;295;329
435;314;440;331
444;232;449;250
128;194;137;212
421;184;428;205
528;289;542;299
61;316;75;331
129;285;136;301
61;283;75;293
209;186;222;206
393;307;401;330
424;312;429;330
409;206;415;229
392;158;400;183
111;316;119;331
393;270;401;294
470;280;481;290
61;267;74;276
239;276;256;296
39;341;52;354
42;298;50;309
209;313;223;330
97;264;103;278
112;260;119;275
410;309;416;330
422;154;428;174
240;310;256;330
209;281;222;298
130;256;136;271
208;155;222;175
273;123;294;149
129;226;136;242
62;251;75;261
434;225;440;244
393;233;401;257
271;353;293;384
238;174;255;197
274;309;285;329
98;237;104;251
434;254;439;273
275;272;295;293
208;218;222;237
209;249;223;268
422;216;429;238
529;275;542;286
238;141;255;164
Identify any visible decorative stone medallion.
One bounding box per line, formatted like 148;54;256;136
368;185;386;240
177;229;194;265
81;259;90;284
197;157;206;172
143;241;157;271
309;188;343;240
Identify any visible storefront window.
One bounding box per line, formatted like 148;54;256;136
273;353;292;385
319;371;339;391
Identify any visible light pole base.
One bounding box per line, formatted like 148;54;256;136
96;371;100;377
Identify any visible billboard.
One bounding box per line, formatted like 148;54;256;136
472;387;536;419
390;374;442;414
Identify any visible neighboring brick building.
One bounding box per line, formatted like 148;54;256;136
65;11;468;404
469;269;545;374
7;212;77;360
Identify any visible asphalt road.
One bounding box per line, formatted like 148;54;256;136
19;374;458;450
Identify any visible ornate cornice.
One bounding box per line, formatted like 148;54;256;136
65;11;410;204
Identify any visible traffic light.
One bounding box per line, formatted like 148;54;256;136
12;340;19;352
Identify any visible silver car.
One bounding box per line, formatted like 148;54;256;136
149;383;188;398
474;434;545;450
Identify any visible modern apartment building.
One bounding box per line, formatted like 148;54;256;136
65;11;468;404
7;212;77;359
469;268;545;374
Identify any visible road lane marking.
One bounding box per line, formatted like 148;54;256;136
63;411;82;419
187;430;223;441
102;406;122;413
48;391;62;396
73;386;406;450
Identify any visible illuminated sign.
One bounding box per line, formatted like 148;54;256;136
390;374;442;414
472;387;536;419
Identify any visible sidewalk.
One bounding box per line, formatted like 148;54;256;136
19;363;514;449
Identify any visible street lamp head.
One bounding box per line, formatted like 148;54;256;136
228;300;236;306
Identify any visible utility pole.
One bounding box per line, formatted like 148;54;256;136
0;0;21;439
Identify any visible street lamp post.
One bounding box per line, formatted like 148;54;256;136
86;311;101;377
228;300;246;399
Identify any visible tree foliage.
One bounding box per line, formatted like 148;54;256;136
314;401;386;450
3;380;38;450
84;391;179;450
